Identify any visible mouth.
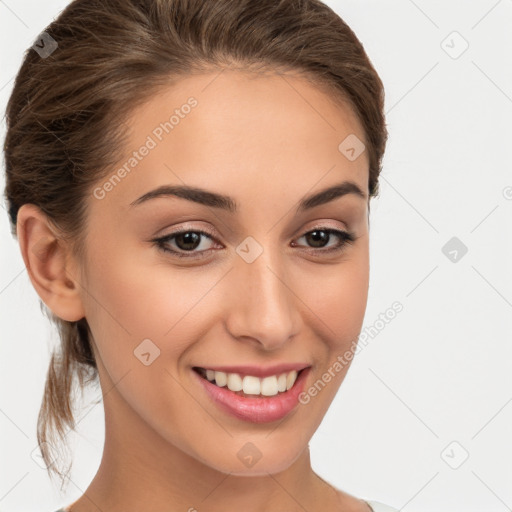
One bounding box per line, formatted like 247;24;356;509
192;366;308;398
192;365;312;423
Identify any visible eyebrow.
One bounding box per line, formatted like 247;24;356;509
129;180;366;213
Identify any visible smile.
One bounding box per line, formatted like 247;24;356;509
192;366;311;423
194;366;303;397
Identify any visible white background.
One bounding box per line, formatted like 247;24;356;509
1;1;511;511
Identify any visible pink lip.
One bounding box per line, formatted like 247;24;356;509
193;367;311;423
193;363;310;378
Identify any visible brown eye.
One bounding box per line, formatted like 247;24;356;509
174;232;202;251
153;230;218;259
293;228;355;253
304;230;330;248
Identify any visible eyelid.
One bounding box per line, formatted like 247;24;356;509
155;221;217;238
301;220;349;234
152;222;355;259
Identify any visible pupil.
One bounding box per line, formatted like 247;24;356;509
308;230;328;248
177;232;200;250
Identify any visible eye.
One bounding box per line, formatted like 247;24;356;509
152;226;356;260
292;227;356;254
153;229;219;259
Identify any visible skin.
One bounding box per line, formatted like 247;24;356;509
17;69;373;512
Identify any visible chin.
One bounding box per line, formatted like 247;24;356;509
204;441;306;477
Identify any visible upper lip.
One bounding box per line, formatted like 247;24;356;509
194;363;311;378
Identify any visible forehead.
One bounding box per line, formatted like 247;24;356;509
125;68;366;146
93;69;369;213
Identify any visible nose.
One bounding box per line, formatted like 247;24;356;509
223;246;301;351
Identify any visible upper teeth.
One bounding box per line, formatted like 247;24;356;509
203;368;299;396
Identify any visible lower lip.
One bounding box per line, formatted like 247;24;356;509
193;367;311;423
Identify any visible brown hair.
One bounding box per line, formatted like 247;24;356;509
3;0;387;488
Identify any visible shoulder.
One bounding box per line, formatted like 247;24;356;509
365;501;401;512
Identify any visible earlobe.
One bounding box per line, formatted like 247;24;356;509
16;204;86;322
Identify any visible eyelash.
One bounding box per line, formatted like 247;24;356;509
152;226;356;260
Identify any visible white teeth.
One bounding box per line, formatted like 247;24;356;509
201;368;301;396
243;375;260;395
214;371;227;388
286;370;298;391
260;375;278;396
227;372;243;391
277;373;287;392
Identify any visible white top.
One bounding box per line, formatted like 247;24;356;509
365;500;401;512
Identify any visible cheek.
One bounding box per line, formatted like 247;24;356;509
295;248;369;350
78;247;214;427
79;239;222;368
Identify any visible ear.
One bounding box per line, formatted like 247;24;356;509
16;204;86;322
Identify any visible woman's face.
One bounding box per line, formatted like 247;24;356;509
76;69;370;475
